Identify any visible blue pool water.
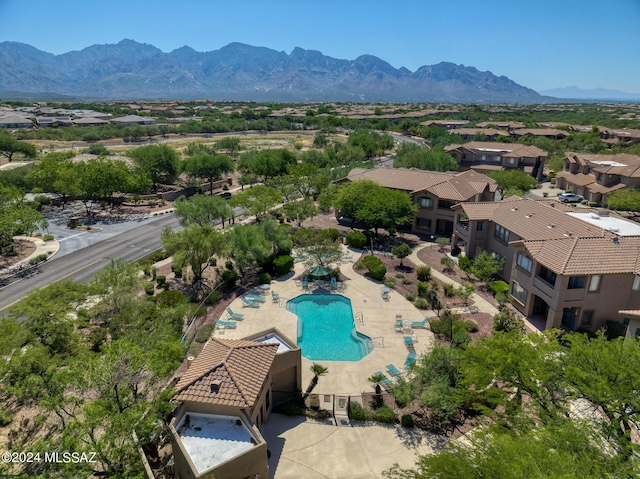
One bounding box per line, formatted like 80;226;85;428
287;294;373;361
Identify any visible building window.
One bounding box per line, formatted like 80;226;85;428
507;157;515;164
597;172;603;181
562;307;580;330
494;224;510;243
266;390;271;410
568;276;586;289
588;275;601;292
419;197;433;208
537;265;557;287
476;221;485;231
581;310;594;327
417;218;431;229
633;275;640;291
516;253;532;273
511;281;527;305
491;251;504;271
481;154;486;161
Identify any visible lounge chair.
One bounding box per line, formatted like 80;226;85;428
245;294;265;303
410;317;430;329
330;277;337;290
271;291;280;302
226;307;244;320
372;371;393;391
394;319;403;333
381;290;390;301
403;335;414;349
241;296;261;308
404;352;416;368
301;276;309;289
386;364;401;377
216;319;237;329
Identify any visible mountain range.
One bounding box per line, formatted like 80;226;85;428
0;39;549;103
538;86;640;101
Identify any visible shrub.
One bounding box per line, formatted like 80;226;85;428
345;231;367;249
43;234;54;242
417;281;430;298
374;406;397;424
219;269;239;291
195;323;216;343
395;273;405;279
401;414;414;428
362;255;386;280
543;192;549;197
225;260;234;270
259;272;272;284
493;307;525;333
151;266;158;279
29;253;48;265
156;275;166;285
465;319;479;333
347;401;370;421
588;201;598;207
413;297;430;310
404;293;416;302
144;282;155;295
273;255;294;275
171;263;183;278
388;227;397;236
322;228;340;242
152;290;186;306
0;408;14;427
442;283;456;297
205;290;223;305
489;280;509;295
402;278;413;285
416;265;431;281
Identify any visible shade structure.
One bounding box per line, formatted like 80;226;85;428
309;265;330;277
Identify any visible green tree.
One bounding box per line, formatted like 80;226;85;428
393;143;458;171
161;225;227;283
392;243;412;266
229;184;281;221
0;186;47;254
457;255;473;280
435;236;450;252
29;152;80;207
488;169;538;196
129;144;180;191
228;223;273;276
182;153;234;194
214;136;241;156
305;363;328;396
470;250;504;284
606;187;640;214
0;132;37;162
282;198;318;227
174;194;233;229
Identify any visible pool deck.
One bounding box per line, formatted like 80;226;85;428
214;245;436;396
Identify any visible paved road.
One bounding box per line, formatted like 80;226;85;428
0;214;180;312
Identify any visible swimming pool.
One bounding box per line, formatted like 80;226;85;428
287;294;373;361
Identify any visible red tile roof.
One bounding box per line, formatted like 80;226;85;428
176;338;278;408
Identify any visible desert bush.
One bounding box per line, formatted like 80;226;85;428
401;414;415;428
489;280;509;295
205;290;223;305
388;227;397;236
442;283;456;297
195;323;216;343
219;269;239;291
259;272;272;284
417;281;430;298
345;231;367;249
0;408;14;426
404;293;416;302
416;265;431;281
171;263;183;278
374;406;397;424
347;401;371;421
273;255;294;275
225;260;234;270
465;319;479;333
413;297;430;309
29;253;48;265
151;290;185;306
144;282;155;295
156;275;166;285
362;255;386;280
322;228;340;242
43;234;54;242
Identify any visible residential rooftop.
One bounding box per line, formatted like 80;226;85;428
175;413;258;475
567;212;640;236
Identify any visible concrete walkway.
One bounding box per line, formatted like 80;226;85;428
407;242;500;317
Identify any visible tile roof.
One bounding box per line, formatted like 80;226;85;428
176;338;278;408
513;128;569;137
523;235;640;275
456;197;608;241
446;141;548;158
556;172;595;187
346;167;496;201
450;128;510;137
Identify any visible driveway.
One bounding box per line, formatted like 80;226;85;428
263;414;446;479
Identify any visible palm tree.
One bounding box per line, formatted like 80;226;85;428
368;373;386;409
304;363;328;397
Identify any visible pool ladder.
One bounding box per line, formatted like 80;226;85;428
354;311;364;324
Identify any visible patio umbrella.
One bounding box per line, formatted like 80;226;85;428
309;265;330;277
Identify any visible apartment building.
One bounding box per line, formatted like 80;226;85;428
444;141;547;180
452;197;640;332
555;153;640;206
344;167;497;235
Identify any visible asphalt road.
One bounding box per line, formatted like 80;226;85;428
0;214;180;312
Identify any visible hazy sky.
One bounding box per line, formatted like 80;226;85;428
1;0;639;93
